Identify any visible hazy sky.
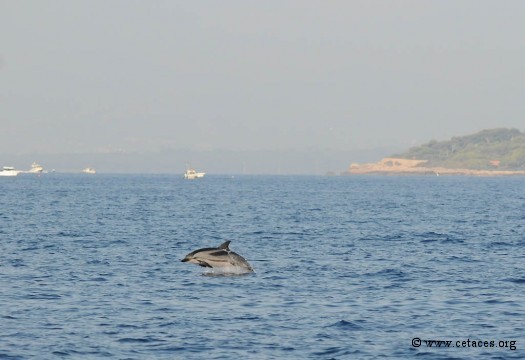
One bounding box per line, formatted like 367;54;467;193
1;0;524;156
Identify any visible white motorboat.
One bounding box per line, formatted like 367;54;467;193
82;167;96;174
27;162;44;173
184;169;205;179
0;166;21;177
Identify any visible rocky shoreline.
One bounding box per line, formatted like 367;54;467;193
344;158;525;176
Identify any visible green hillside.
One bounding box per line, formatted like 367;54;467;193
393;128;525;170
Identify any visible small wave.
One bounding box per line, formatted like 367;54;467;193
416;232;465;244
484;299;517;305
326;320;364;331
447;255;478;263
118;337;154;343
479;323;496;328
158;321;178;327
109;239;128;245
311;346;357;357
154;346;187;352
116;324;141;329
52;351;70;357
440;237;465;244
234;315;261;321
488;241;513;248
366;233;405;241
21;246;39;251
0;353;24;360
86;259;110;265
25;293;62;300
415;231;444;241
374;268;408;278
312;346;343;356
57;231;84;238
506;278;525;284
52;349;114;357
9;259;25;267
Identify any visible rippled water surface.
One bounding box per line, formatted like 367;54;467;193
1;174;524;359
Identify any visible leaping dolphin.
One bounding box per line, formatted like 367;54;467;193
181;241;254;273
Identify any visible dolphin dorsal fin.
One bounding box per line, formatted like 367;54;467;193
218;240;231;250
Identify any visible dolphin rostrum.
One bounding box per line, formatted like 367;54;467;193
181;241;254;273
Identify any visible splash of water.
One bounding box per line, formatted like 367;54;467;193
203;265;254;277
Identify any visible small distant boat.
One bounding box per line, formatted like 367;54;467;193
0;166;21;177
184;168;205;179
82;167;96;174
27;162;44;173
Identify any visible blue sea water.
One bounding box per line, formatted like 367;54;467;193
0;174;524;359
